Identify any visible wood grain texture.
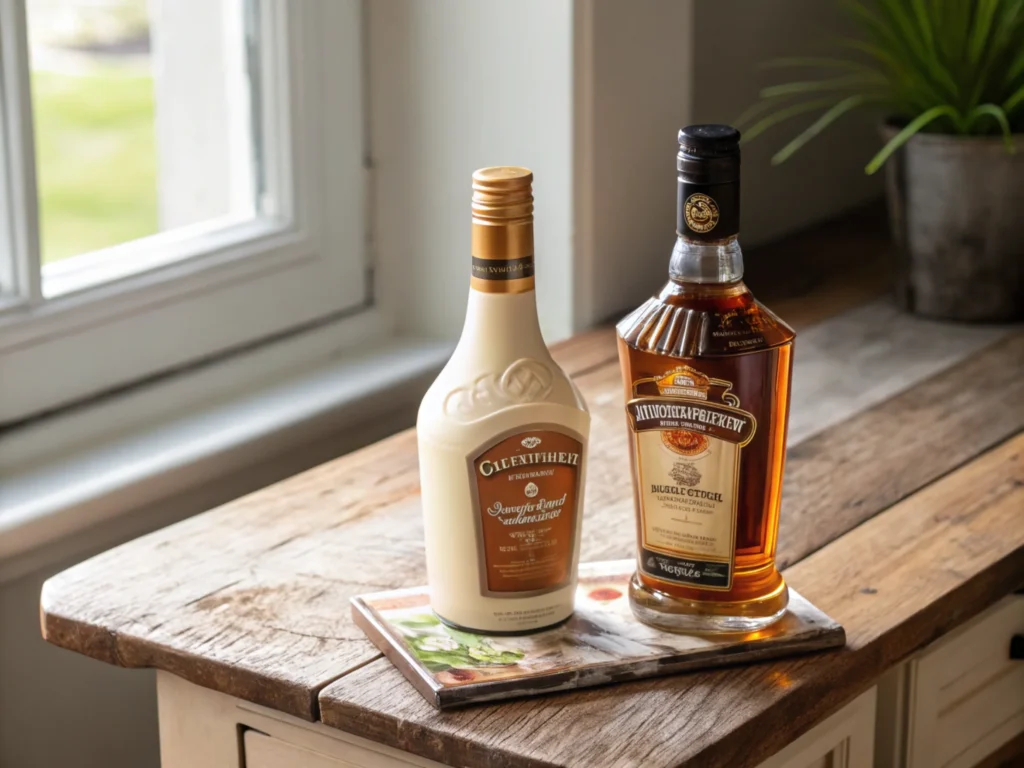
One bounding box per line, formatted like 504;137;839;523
777;331;1024;569
40;318;1023;726
785;300;1010;444
320;433;1024;768
572;330;1022;568
42;429;423;719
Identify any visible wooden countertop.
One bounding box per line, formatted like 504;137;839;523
41;210;1024;768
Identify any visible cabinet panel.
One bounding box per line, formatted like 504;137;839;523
243;729;440;768
757;688;876;768
937;667;1024;766
906;595;1024;768
246;731;361;768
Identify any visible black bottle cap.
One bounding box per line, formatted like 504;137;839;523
677;124;741;185
678;125;741;158
676;124;741;240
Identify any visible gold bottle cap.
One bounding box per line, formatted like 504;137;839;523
472;167;534;224
471;167;535;294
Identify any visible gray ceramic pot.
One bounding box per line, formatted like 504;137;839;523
881;126;1024;321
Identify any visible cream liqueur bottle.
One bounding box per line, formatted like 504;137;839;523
417;167;590;634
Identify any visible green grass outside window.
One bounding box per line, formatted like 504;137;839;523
32;66;158;264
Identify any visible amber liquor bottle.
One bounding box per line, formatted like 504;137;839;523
617;125;795;633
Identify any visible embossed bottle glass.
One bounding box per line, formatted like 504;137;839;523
617;126;795;633
417;167;590;634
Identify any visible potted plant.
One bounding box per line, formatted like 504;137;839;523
741;0;1024;322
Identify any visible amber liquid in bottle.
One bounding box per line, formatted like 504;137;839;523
618;125;794;633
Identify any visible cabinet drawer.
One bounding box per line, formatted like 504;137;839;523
245;731;361;768
244;730;435;768
907;595;1024;768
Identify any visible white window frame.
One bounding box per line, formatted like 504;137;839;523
0;0;372;426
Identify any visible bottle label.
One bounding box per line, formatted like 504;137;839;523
469;254;536;294
469;427;584;597
471;255;535;282
676;181;739;242
626;365;756;590
683;193;720;234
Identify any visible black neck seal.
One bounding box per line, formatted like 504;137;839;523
676;124;740;242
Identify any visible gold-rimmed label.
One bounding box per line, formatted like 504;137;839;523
468;426;584;598
626;364;756;591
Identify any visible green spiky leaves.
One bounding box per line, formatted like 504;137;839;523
741;0;1024;173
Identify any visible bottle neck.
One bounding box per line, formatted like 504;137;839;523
470;219;535;295
673;166;742;284
464;219;544;355
463;287;541;334
669;234;744;284
457;286;546;369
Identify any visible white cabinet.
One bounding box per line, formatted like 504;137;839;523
158;589;1024;768
157;672;445;768
757;688;877;768
237;688;878;768
877;595;1024;768
241;728;443;768
159;669;879;768
245;731;361;768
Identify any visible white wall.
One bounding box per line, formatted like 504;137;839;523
574;0;697;328
369;0;576;343
371;0;882;336
576;0;882;326
692;0;882;246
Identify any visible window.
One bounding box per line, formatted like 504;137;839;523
0;0;368;426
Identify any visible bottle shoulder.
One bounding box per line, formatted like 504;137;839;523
616;280;794;358
418;349;588;439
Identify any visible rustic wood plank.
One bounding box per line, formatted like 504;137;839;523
548;324;619;378
575;330;1022;568
786;299;1012;444
38;209;893;708
40;317;1022;724
41;429;423;719
777;330;1024;569
319;433;1024;768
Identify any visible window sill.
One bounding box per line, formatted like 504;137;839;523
0;325;451;582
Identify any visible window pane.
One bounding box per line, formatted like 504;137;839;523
27;0;257;267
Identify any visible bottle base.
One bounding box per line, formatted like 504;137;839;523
628;572;788;634
434;610;572;637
